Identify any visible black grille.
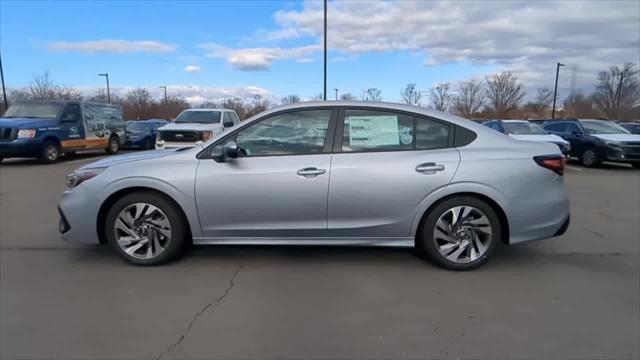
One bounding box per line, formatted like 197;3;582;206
0;127;17;142
160;130;202;142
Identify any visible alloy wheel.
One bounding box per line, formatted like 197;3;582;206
46;144;58;161
433;206;493;263
114;202;172;260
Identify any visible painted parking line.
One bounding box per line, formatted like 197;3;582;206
566;166;583;171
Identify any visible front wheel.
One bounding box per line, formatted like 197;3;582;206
581;148;600;167
106;136;120;154
105;192;187;265
39;141;61;163
418;196;501;270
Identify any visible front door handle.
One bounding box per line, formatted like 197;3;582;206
297;167;326;177
415;162;445;173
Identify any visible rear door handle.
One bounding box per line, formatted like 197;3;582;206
415;162;445;173
297;167;326;177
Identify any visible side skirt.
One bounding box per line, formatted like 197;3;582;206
192;237;414;247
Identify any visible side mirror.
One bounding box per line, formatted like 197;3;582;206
224;141;239;158
223;118;234;128
571;130;583;136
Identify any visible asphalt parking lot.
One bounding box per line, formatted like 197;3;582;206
0;153;638;360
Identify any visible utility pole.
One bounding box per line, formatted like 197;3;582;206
334;88;338;101
0;52;8;112
323;0;327;101
615;71;624;120
98;73;111;103
159;85;168;103
551;62;565;119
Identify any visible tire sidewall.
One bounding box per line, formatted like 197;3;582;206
581;148;599;167
419;196;501;271
107;136;120;154
105;192;186;265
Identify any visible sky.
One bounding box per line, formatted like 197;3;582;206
1;0;639;105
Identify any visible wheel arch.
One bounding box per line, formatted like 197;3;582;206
96;187;193;244
412;189;510;245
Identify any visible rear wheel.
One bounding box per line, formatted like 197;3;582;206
106;136;120;154
39;141;61;163
418;196;500;270
105;192;187;265
145;138;154;150
581;148;600;167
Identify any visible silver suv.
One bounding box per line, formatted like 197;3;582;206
156;108;239;149
59;102;570;270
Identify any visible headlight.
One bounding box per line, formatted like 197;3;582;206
17;129;36;138
605;140;623;148
202;131;214;141
65;167;106;188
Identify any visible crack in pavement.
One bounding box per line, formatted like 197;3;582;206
156;263;243;360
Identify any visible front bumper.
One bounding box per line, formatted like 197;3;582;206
0;138;42;158
58;185;102;244
604;145;640;163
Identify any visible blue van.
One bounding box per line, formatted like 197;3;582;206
0;100;125;163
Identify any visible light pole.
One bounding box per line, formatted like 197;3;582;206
159;85;168;103
551;62;565;119
323;0;327;101
334;88;338;101
615;71;624;120
98;73;110;103
0;52;8;112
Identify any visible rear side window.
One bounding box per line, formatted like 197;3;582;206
340;109;451;152
545;123;567;133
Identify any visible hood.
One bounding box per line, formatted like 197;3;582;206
158;122;222;132
509;133;569;144
79;148;186;170
0;117;59;128
592;134;640;142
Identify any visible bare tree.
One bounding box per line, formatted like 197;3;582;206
428;83;452;112
125;87;152;120
453;80;484;118
281;94;301;105
485;72;525;117
310;93;324;101
593;62;639;119
222;98;247;119
28;71;56;99
364;88;383;102
340;92;357;101
400;83;421;105
564;91;597;119
524;87;553;116
246;94;270;118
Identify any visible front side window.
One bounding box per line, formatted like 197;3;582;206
565;123;582;134
175;111;221;124
62;104;81;122
341;109;450;152
235;109;331;157
545;123;567;133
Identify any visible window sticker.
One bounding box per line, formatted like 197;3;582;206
348;115;399;146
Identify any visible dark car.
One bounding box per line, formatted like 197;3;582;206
124;119;168;149
543;119;640;168
619;122;640;135
0;100;125;163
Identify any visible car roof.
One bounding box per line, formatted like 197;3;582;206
501;119;530;123
182;108;232;112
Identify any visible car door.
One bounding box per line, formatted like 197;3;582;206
59;103;85;150
195;108;336;238
563;122;589;155
327;108;460;238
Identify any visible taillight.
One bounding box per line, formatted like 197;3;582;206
534;155;566;175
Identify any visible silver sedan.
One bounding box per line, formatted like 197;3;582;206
58;102;570;270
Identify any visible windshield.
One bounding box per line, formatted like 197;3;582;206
582;121;630;134
126;122;149;131
175;111;221;124
503;121;548;135
620;124;640;134
3;102;63;119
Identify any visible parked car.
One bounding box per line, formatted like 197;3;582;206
124;119;168;149
155;109;240;149
543;119;640;168
483;119;571;155
0;100;125;163
59;102;570;270
619;121;640;134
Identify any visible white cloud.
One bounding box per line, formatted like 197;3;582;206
47;40;177;53
227;0;640;93
184;65;202;73
200;43;320;70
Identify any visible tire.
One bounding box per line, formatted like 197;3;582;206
105;192;188;265
39;141;61;163
418;196;501;271
145;138;154;150
581;148;600;167
106;136;120;154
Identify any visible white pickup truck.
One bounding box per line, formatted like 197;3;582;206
155;108;240;149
